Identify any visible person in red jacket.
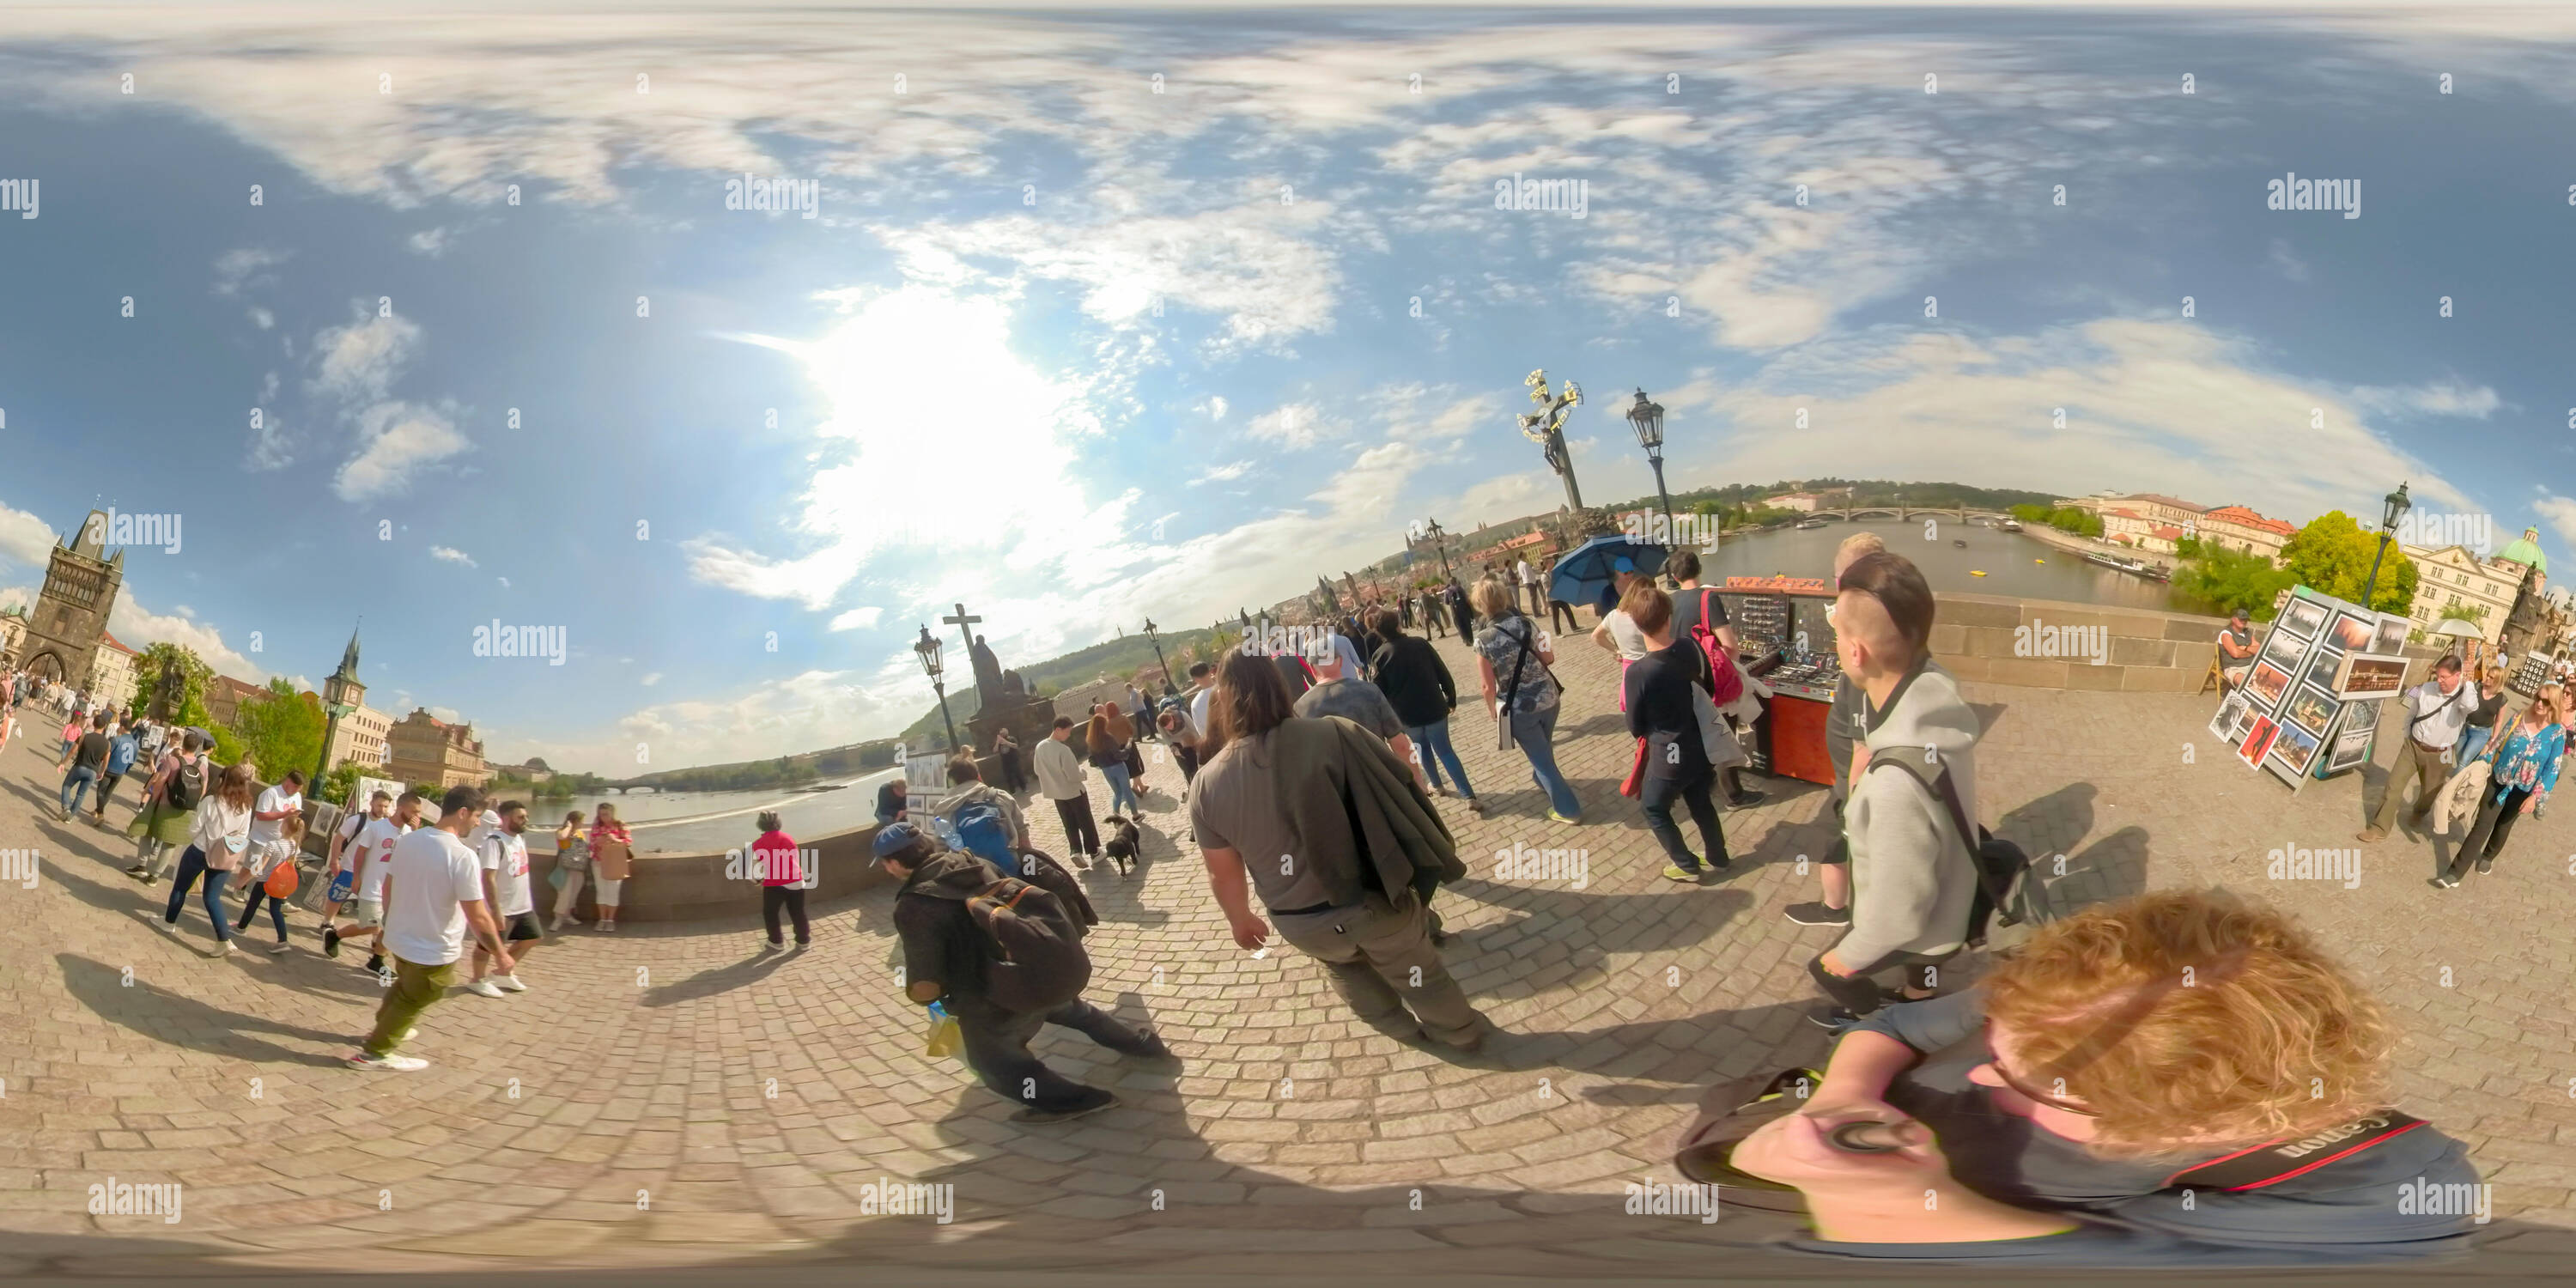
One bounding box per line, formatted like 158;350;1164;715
751;811;809;950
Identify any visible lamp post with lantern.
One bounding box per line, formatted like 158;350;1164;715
2362;483;2411;610
913;625;960;753
1625;389;1671;532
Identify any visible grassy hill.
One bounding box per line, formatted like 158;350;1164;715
892;625;1229;749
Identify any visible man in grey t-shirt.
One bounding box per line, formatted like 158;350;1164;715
1293;655;1419;787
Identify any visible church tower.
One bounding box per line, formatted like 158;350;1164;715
19;510;123;690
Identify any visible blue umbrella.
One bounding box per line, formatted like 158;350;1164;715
1549;533;1669;616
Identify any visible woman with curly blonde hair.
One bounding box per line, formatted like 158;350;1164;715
1731;889;2481;1266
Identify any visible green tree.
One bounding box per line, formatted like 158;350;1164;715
318;760;365;805
2279;511;2419;614
229;678;325;783
2173;544;2297;619
134;641;216;728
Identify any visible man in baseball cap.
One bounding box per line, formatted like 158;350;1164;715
876;820;1168;1124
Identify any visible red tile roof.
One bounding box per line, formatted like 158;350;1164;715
2150;525;2184;540
2203;505;2294;537
99;631;133;654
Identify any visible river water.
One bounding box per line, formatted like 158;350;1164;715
548;521;2198;855
1690;519;2206;615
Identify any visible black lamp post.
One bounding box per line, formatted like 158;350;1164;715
1142;618;1176;696
2361;482;2411;610
1424;517;1454;580
1625;390;1671;532
913;625;959;751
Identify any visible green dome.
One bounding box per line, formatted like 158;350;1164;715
2495;526;2547;574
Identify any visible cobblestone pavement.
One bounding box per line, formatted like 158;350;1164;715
3;633;2574;1279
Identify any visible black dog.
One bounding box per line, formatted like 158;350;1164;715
1100;815;1143;877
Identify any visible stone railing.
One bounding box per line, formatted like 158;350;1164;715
1929;593;2445;692
531;821;900;925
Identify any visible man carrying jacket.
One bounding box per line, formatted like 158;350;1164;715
1190;650;1484;1051
1809;551;1983;1030
876;822;1169;1124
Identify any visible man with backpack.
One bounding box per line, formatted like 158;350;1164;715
873;821;1170;1124
930;755;1029;872
1808;551;1984;1030
92;720;142;825
125;730;213;883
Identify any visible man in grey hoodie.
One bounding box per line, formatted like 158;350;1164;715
1807;550;1983;1030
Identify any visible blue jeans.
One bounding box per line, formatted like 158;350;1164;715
2455;725;2493;766
162;845;235;943
1510;703;1581;819
1102;762;1142;817
1406;719;1474;799
60;764;98;816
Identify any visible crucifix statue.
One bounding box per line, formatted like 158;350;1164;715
945;602;1004;708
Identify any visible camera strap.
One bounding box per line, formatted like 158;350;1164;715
2160;1111;2428;1192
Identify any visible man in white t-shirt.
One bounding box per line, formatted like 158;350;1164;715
321;789;392;927
325;791;424;975
1516;556;1540;616
248;769;306;869
465;800;541;996
349;786;511;1071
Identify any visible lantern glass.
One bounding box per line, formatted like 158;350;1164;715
2381;484;2410;532
1625;391;1664;452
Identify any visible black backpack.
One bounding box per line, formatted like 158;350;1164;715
1862;750;2049;947
164;756;208;812
965;873;1091;1013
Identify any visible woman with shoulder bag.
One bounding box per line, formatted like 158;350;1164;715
1473;575;1581;822
586;805;634;932
2436;684;2565;888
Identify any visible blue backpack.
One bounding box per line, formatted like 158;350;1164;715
939;802;1021;877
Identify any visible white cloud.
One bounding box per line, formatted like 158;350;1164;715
0;502;64;568
408;228;451;256
310;307;422;405
334;402;471;501
212;247;289;296
496;575;511;588
107;594;262;681
641;671;662;687
503;667;912;772
1245;403;1342;449
2536;493;2576;553
2348;382;2500;419
1206;395;1230;421
428;545;477;567
246;307;275;330
1191;460;1254;485
829;606;884;632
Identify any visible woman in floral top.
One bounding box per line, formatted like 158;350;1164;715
1472;574;1582;822
2437;684;2565;888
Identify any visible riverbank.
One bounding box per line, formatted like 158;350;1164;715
2012;520;2178;574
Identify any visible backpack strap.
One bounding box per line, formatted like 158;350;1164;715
2160;1112;2428;1192
1862;751;2014;914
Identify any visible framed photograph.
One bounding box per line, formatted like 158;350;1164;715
2369;613;2409;656
2209;690;2251;743
2277;596;2330;639
2326;611;2375;653
2240;715;2279;769
2334;653;2409;701
2257;627;2309;677
2301;643;2344;695
2248;660;2293;707
2325;722;2374;775
2281;684;2338;738
2269;720;2322;777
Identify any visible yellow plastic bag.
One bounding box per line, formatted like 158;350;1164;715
923;1013;961;1059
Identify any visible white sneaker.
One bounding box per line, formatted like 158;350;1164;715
493;974;527;993
465;979;505;998
268;942;291;955
157;918;179;933
349;1052;428;1071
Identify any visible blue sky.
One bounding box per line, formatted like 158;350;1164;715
0;2;2570;773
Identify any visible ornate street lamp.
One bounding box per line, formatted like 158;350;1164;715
1142;618;1176;696
1423;517;1454;580
913;625;959;752
1517;369;1585;512
2362;482;2411;609
1625;389;1670;531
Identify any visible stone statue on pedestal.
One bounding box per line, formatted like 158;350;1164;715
969;634;1005;708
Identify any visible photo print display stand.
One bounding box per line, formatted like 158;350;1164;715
2207;585;2408;792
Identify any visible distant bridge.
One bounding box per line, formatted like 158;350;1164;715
1800;507;2014;524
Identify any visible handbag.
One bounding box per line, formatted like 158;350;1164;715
1496;621;1535;751
548;864;570;891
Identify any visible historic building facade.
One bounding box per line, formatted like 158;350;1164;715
14;510;125;691
388;708;492;790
